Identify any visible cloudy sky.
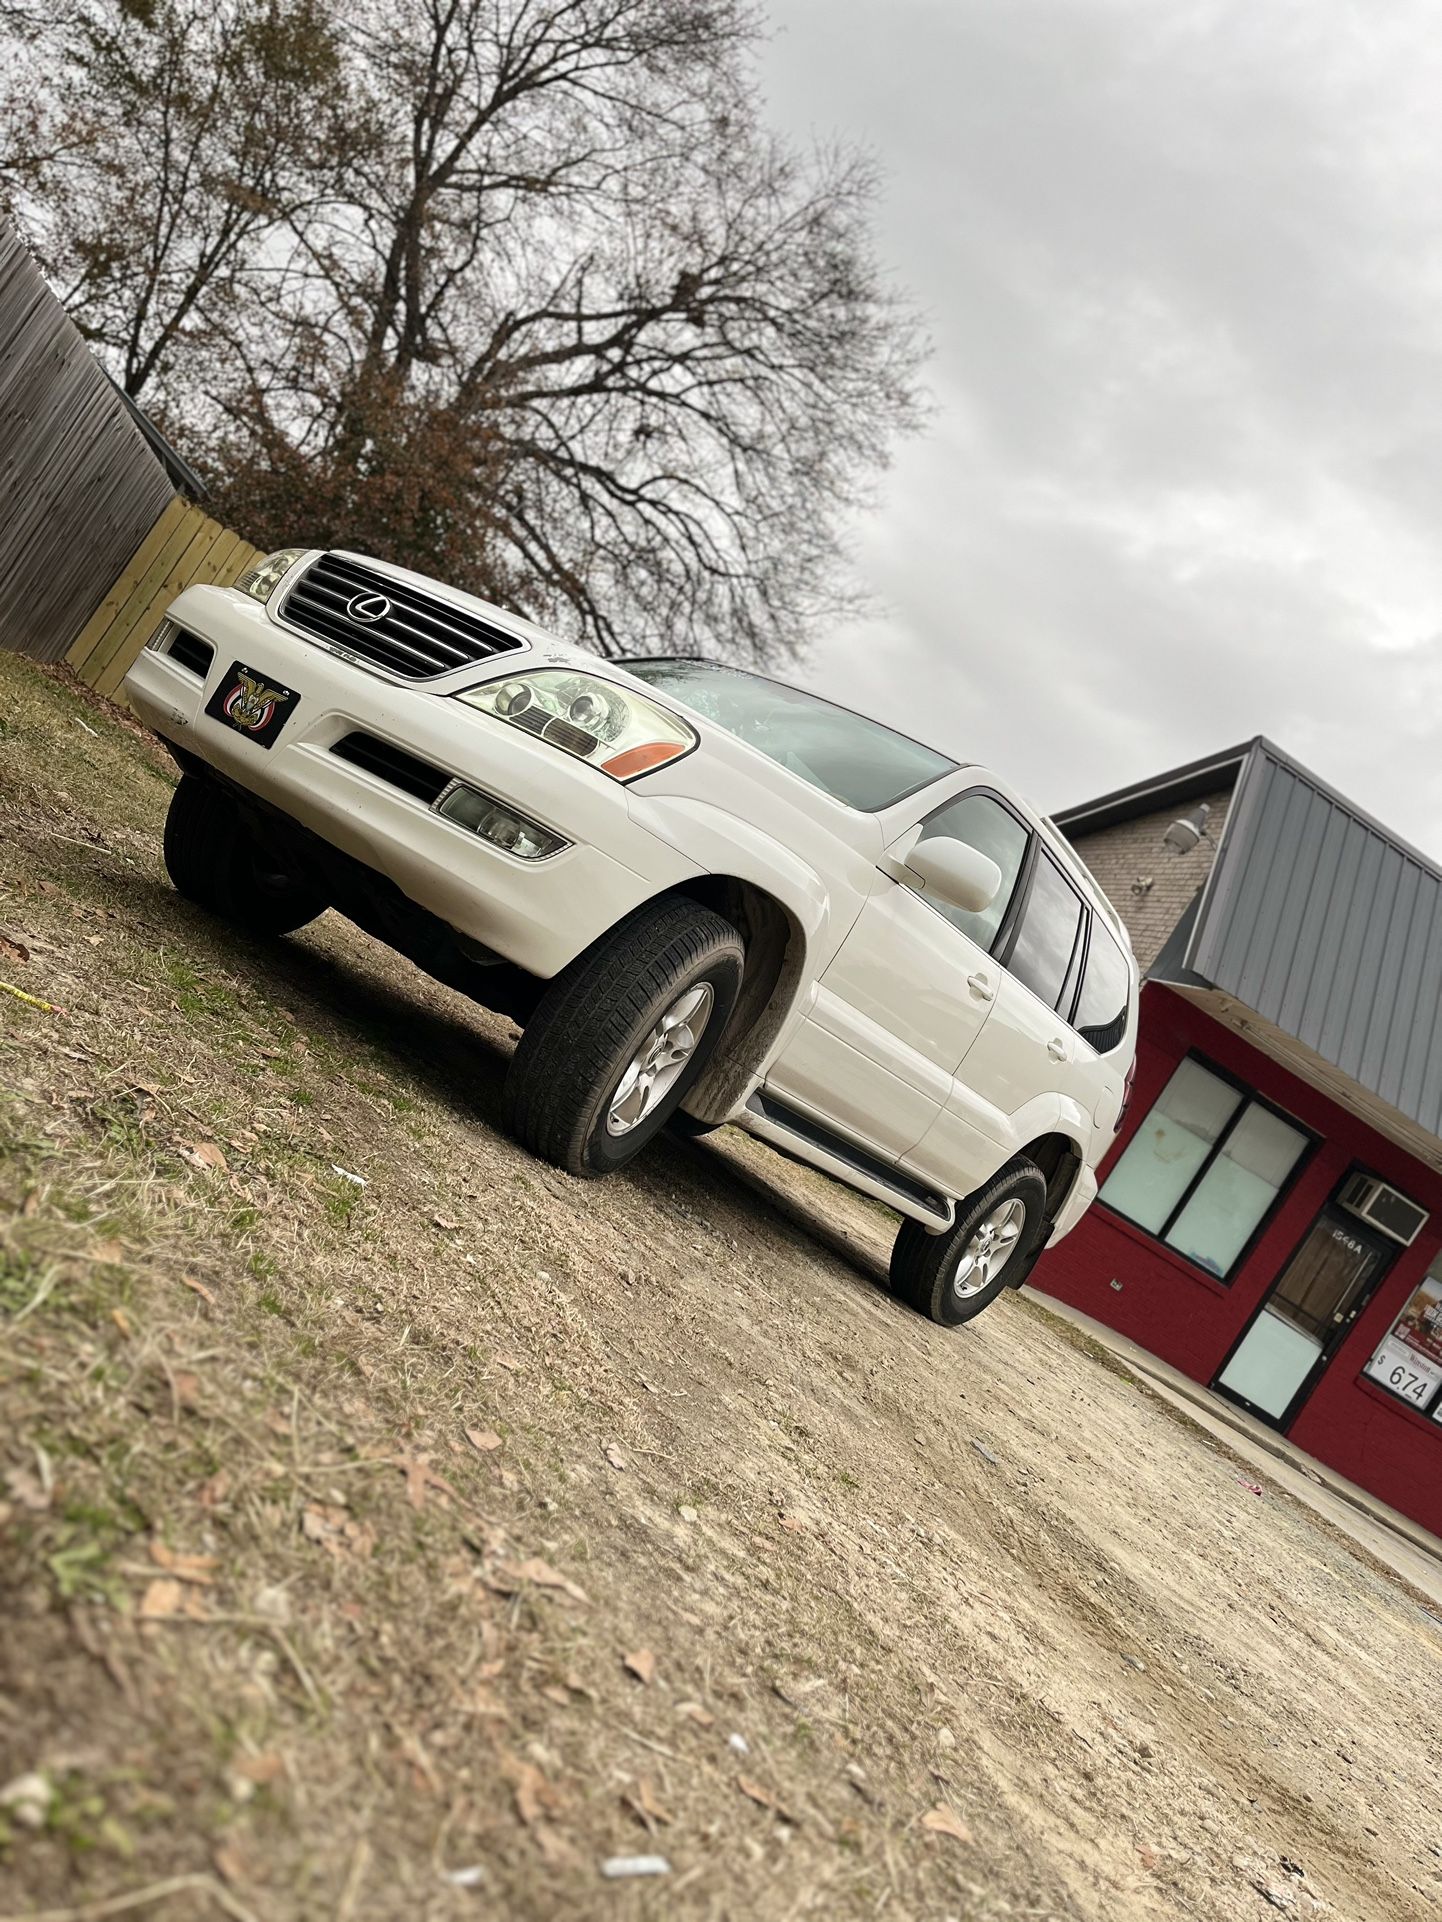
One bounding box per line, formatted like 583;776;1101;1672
759;0;1442;850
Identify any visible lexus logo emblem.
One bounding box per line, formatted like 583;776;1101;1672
346;591;392;625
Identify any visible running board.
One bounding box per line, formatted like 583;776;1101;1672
739;1093;955;1233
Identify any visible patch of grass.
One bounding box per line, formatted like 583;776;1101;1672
90;1092;155;1160
41;1486;140;1609
46;1532;123;1606
164;956;238;1021
321;1174;363;1225
0;1248;51;1317
43;1772;135;1860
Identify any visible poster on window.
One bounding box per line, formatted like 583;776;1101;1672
1364;1277;1442;1409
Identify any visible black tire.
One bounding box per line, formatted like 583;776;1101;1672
505;897;744;1177
163;775;326;937
890;1158;1047;1327
667;1109;721;1141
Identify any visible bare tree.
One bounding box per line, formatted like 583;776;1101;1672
5;0;923;665
7;0;353;395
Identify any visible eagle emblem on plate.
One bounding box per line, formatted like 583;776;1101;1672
222;669;287;733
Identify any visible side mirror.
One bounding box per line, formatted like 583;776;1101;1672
901;835;1002;915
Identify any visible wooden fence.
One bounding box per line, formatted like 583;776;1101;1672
0;214;259;695
65;499;262;698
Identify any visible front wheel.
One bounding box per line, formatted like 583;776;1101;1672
890;1159;1047;1327
163;775;327;937
504;897;744;1177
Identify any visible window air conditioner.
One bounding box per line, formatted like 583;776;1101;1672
1337;1173;1428;1247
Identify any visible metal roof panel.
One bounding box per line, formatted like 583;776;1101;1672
1179;740;1442;1147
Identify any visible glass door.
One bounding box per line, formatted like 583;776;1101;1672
1214;1205;1392;1426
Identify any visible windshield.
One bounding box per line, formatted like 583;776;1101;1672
620;659;956;812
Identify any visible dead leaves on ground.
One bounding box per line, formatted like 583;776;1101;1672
622;1775;673;1829
301;1504;376;1561
737;1774;798;1824
148;1539;218;1585
4;1463;52;1511
138;1576;209;1622
463;1426;503;1455
488;1557;589;1606
197;1470;231;1509
168;1370;202;1413
622;1647;657;1686
498;1748;576;1865
395;1452;463;1512
921;1803;973;1844
177;1139;228;1174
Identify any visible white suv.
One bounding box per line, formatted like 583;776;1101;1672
124;548;1137;1326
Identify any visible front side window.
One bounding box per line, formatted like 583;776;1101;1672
1362;1263;1442;1418
915;791;1029;950
1100;1056;1310;1279
1007;851;1084;1010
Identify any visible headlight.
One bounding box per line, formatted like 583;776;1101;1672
457;669;696;781
232;547;308;604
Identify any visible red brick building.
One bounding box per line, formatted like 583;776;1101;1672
1034;739;1442;1540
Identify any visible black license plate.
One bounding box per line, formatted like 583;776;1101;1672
205;661;300;749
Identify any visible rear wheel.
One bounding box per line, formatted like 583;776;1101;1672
890;1158;1047;1327
163;775;326;937
505;897;744;1177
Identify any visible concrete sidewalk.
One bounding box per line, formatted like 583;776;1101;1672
1033;1294;1442;1612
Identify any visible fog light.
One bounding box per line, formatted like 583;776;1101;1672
435;784;567;859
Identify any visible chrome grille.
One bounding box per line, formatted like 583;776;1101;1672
280;553;525;680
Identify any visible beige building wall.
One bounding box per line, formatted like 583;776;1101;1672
1065;783;1237;971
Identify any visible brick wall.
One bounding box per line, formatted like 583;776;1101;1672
1065;783;1236;969
1032;983;1442;1541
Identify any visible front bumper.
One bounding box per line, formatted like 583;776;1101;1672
124;585;701;979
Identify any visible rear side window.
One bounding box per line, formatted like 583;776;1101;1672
1074;918;1131;1053
1007;853;1083;1009
916;792;1029;951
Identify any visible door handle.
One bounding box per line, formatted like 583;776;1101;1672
966;971;995;1000
1047;1037;1068;1061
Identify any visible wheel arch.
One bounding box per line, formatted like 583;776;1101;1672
1018;1130;1086;1264
657;874;812;1124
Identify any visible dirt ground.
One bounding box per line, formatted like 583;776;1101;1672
1;653;1438;1922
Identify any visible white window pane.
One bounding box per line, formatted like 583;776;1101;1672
1100;1059;1242;1234
1164;1105;1307;1276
